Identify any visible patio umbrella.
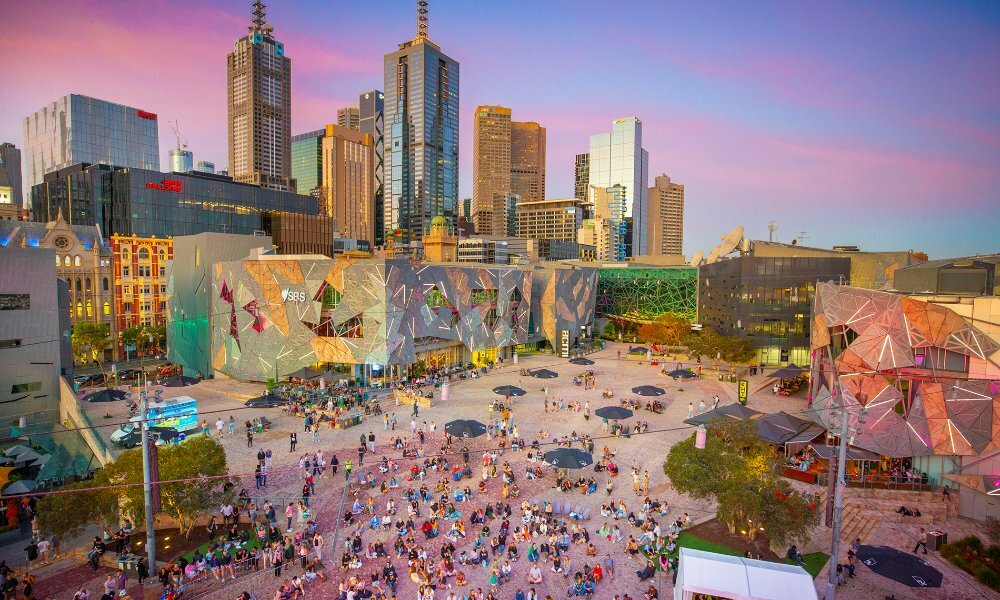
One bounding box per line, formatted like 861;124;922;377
286;366;325;380
595;406;633;420
29;454;51;468
530;369;558;379
569;357;594;366
632;385;665;396
666;369;696;380
12;450;42;465
768;363;806;380
444;419;487;439
1;480;37;496
543;448;594;469
160;375;199;388
82;388;129;403
244;393;290;408
684;403;763;426
492;385;526;397
856;545;942;588
3;445;32;458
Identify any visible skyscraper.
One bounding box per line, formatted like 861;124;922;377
588;118;648;256
472;106;545;236
510;121;545;203
648;173;684;256
195;160;216;174
472;105;511;236
383;1;459;246
591;184;629;261
359;90;385;245
291;129;325;196
227;1;294;191
169;148;193;173
337;107;360;130
321;124;375;244
574;153;589;202
22;94;160;190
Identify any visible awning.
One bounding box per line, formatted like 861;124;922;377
768;363;807;380
684;403;763;426
808;444;880;461
674;547;818;600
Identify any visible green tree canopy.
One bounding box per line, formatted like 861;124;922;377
664;419;817;545
682;326;756;367
72;321;111;371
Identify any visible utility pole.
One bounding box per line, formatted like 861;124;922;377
824;408;850;600
139;333;156;570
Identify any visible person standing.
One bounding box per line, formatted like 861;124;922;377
368;431;376;453
698;399;706;414
285;503;294;532
289;432;297;452
604;554;615;579
384;414;389;431
913;528;928;554
687;403;694;419
246;428;254;448
255;465;263;489
391;414;397;430
712;395;720;410
202;419;210;436
229;415;235;435
412;400;419;418
216;418;225;437
344;459;353;481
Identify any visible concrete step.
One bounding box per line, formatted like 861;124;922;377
858;518;877;543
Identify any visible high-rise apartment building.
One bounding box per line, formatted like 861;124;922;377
510;121;545;203
574;153;589;202
169;148;193;173
359;90;385;245
472;106;511;236
291;129;325;196
0;143;21;220
22;94;159;190
227;1;295;191
515;198;585;242
383;6;459;246
648;173;684;256
321;124;375;244
588;118;648;256
337;107;361;130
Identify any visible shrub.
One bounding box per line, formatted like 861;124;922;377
975;566;1000;590
986;545;1000;566
949;555;971;572
962;536;984;554
939;543;957;560
984;517;1000;546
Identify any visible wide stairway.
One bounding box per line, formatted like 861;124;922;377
816;487;956;542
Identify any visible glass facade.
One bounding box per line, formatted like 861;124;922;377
359;90;385;245
169;149;193;173
588;118;649;256
384;38;459;245
97;168;317;237
22;94;160;190
291;130;324;195
30;163;113;225
698;256;852;365
596;266;698;323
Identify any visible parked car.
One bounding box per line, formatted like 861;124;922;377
116;368;142;380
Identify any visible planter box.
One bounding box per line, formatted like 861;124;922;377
783;467;818;484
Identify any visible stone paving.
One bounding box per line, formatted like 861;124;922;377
21;342;999;599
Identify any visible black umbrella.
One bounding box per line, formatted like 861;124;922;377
595;406;633;420
82;388;129;403
666;369;696;380
159;375;199;388
492;385;526;397
244;393;290;408
529;369;558;379
632;385;665;397
768;363;806;380
856;545;943;588
569;357;595;366
444;419;487;439
285;366;326;380
543;448;593;469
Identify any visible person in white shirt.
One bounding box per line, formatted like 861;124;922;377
215;418;225;436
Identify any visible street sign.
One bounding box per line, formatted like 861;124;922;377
738;379;748;405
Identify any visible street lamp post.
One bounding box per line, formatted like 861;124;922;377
137;332;156;570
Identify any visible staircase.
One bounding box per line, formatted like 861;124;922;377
839;503;877;543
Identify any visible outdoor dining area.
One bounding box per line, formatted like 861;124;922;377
766;363;809;397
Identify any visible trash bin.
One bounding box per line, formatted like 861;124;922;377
928;531;947;550
351;413;362;426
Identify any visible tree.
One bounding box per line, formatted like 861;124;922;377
664;419;817;546
72;321;111;372
157;436;235;537
682;327;755;371
35;474;123;540
637;314;690;350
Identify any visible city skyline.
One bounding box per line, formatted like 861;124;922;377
0;1;997;257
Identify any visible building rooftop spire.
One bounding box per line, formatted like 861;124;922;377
249;0;274;36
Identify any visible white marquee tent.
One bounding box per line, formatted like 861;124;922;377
674;548;818;600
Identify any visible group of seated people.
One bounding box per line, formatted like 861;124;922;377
771;375;807;396
787;447;817;471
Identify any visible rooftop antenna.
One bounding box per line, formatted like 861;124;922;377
794;231;810;245
249;0;273;36
417;0;429;39
767;220;778;242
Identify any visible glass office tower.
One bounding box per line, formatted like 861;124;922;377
383;36;459;247
588;118;649;257
359;90;385;245
22;94;160;190
291;129;324;195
